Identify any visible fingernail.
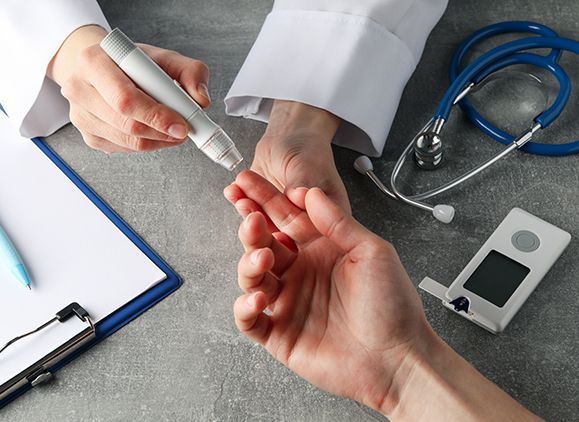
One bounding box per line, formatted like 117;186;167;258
168;123;187;139
247;293;256;308
244;212;259;225
198;83;211;102
223;188;233;203
313;187;326;197
250;249;261;264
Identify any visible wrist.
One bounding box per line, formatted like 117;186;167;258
264;100;340;145
383;324;541;422
48;25;108;86
382;325;471;420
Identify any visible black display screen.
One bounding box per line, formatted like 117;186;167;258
463;250;530;307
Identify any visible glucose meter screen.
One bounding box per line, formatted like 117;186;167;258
463;250;530;307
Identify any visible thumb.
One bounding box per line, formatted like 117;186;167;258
304;188;372;253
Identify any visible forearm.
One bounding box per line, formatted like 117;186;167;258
385;326;542;421
226;0;448;156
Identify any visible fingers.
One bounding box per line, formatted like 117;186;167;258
63;79;180;142
77;45;190;139
79;132;133;153
234;292;271;345
141;45;211;108
56;38;214;153
305;187;374;254
272;232;297;254
238;212;296;277
71;108;186;152
285;186;309;210
224;183;279;233
237;248;280;303
233;171;319;245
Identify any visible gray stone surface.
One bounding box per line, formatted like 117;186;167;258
3;0;579;420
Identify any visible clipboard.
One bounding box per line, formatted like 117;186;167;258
0;112;182;407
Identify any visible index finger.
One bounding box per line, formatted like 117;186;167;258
234;171;320;245
82;45;189;140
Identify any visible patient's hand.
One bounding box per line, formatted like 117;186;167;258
251;100;350;212
224;170;429;413
48;25;211;153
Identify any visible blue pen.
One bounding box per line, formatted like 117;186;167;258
0;222;32;290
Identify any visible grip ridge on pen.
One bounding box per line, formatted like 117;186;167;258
100;28;136;64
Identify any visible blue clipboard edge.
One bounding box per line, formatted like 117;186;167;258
0;134;182;408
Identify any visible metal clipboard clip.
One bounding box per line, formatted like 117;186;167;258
0;302;96;401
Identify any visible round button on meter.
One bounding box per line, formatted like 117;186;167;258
511;230;540;252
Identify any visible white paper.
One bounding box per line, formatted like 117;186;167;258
0;113;167;386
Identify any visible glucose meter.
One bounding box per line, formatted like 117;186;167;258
419;208;571;333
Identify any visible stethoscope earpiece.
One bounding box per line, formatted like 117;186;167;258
353;155;373;174
433;205;455;224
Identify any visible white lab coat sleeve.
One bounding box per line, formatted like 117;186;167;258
225;0;448;157
0;0;110;138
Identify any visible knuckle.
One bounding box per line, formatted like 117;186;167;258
60;78;79;101
122;134;140;151
122;117;146;136
193;60;210;76
68;108;85;129
112;89;137;115
130;137;149;152
366;237;396;260
131;121;148;137
325;214;348;240
78;45;101;65
145;105;171;130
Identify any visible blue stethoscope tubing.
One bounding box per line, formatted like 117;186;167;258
444;20;579;155
354;21;579;223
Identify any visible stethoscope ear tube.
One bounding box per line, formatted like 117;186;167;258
356;119;456;223
356;122;538;223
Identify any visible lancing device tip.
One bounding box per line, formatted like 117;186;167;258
100;28;243;171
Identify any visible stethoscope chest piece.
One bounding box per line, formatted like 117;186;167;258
414;124;444;170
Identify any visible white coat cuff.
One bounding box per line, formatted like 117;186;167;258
225;10;416;157
0;1;110;138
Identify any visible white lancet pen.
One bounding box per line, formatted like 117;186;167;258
100;28;243;171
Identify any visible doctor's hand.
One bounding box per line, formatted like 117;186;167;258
251;100;351;212
225;171;541;421
47;25;211;153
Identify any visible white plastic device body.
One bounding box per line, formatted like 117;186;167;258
419;208;571;333
100;28;243;171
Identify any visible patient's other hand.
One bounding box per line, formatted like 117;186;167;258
251;100;350;212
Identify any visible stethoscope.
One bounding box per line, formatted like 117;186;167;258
354;21;579;223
